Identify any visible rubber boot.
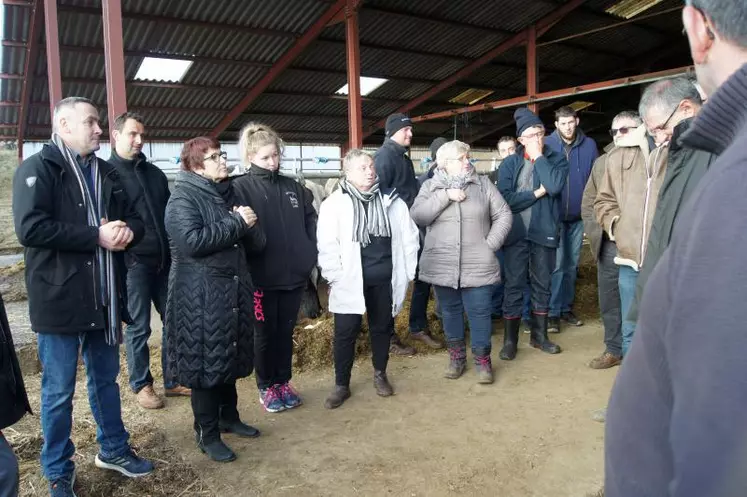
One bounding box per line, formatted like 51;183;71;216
473;347;494;384
499;318;520;360
530;313;562;354
373;370;394;397
444;340;467;379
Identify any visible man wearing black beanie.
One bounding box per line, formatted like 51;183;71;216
497;107;568;361
374;113;420;355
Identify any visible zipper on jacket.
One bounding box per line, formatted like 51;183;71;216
639;146;663;264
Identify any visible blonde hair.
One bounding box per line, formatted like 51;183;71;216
238;122;285;166
435;140;470;169
342;148;373;172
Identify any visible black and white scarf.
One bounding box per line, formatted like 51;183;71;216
339;178;393;247
51;133;122;346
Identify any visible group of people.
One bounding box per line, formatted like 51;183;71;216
2;1;747;494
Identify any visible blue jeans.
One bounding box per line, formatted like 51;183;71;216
549;220;584;317
38;331;131;481
618;265;639;356
491;249;531;319
434;285;493;352
125;261;174;392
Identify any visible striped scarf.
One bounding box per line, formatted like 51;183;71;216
51;133;121;346
339;178;393;248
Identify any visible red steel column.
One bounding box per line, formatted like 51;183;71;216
43;0;63;117
345;0;362;149
527;24;539;114
102;0;128;142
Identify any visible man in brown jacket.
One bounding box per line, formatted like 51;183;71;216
594;122;662;357
582;111;642;370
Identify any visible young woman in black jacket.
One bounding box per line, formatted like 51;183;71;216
232;123;318;413
165;137;266;462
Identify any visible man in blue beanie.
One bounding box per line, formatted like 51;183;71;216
497;107;568;361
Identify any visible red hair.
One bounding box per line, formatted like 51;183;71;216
180;136;220;172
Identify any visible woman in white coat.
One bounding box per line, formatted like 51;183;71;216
317;149;419;409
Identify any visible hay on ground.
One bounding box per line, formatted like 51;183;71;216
0;260;26;302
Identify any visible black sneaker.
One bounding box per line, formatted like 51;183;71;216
548;317;561;333
561;311;583;327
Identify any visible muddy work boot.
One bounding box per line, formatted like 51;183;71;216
410;330;444;349
136;385;164;409
324;385;351;409
473;348;494;384
499;318;520;361
373;370;394;397
530;314;562;354
389;335;416;356
444;340;467;379
588;352;622;370
165;385;192;397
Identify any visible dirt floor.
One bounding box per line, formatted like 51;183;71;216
11;317;613;497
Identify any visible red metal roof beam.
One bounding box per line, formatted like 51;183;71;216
209;0;349;137
44;0;63;116
16;0;43;162
102;0;128;142
361;0;589;139
410;66;695;123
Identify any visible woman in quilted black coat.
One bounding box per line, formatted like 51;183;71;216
165;137;266;463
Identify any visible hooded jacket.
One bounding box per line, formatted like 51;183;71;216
231;166;318;291
497;144;568;248
546;129;599;222
594;125;665;271
374;139;420;207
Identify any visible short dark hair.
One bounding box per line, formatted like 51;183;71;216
112;112;144;133
554;106;577;120
180;136;220;172
687;0;747;47
497;136;516;147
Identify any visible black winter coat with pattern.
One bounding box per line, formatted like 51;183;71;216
165;171;266;389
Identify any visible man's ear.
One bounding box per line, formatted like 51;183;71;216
575;117;580;127
683;6;714;65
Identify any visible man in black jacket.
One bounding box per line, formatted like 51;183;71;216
109;112;190;410
0;293;31;497
606;1;747;494
12;97;153;495
374;113;418;356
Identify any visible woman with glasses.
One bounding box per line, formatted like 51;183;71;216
411;140;512;384
165;137;266;462
497;108;568;362
231;123;318;413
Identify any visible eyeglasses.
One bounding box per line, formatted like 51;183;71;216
203;151;227;162
647;103;680;136
521;129;545;141
609;127;634;137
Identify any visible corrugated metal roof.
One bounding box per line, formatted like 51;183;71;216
2;0;691;148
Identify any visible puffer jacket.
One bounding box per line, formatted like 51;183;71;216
594;125;665;271
164;171;266;389
411;171;512;289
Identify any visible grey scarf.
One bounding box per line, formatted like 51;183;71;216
51;133;121;346
339;178;393;247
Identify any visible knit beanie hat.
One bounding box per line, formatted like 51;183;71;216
429;137;448;160
514;107;544;137
385;113;413;138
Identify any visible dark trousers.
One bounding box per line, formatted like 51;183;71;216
503;239;556;318
492;249;532;320
408;255;432;334
0;433;18;497
598;239;623;357
333;282;392;387
125;261;174;392
253;288;304;390
191;382;240;444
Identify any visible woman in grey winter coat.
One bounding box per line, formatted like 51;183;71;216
411;140;512;383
